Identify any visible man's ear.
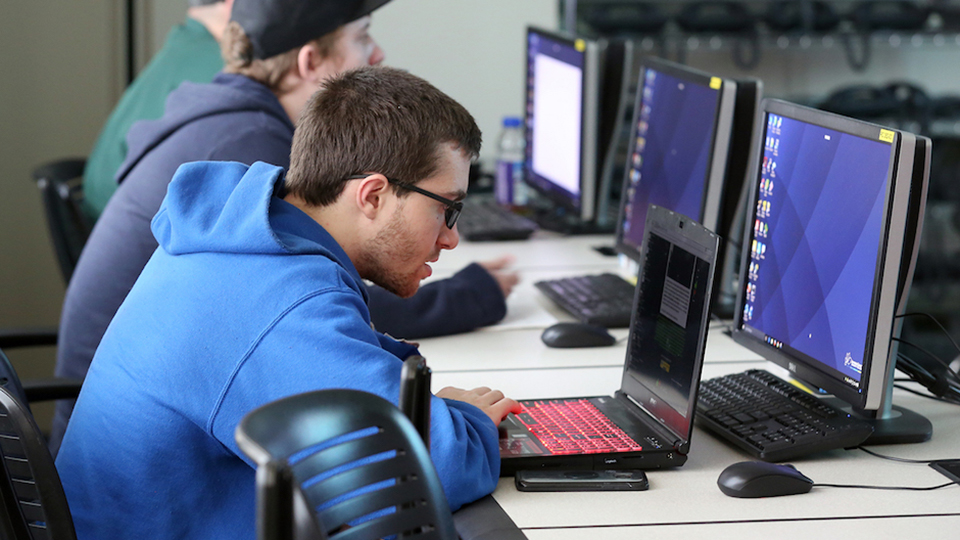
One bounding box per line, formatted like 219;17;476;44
355;174;391;222
296;42;340;84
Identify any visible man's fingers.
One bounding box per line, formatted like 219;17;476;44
490;397;521;422
479;254;515;271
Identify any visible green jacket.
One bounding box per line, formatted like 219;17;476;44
82;17;223;219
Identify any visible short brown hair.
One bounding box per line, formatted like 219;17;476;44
286;66;482;206
220;21;342;93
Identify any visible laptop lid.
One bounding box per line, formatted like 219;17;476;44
498;204;719;473
616;204;719;452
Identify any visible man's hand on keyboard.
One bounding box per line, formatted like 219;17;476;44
479;255;520;298
437;385;522;425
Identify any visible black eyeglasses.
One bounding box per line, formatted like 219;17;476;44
346;174;463;229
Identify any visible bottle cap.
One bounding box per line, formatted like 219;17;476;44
502;116;522;128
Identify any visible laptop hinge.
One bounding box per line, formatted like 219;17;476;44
615;391;688;453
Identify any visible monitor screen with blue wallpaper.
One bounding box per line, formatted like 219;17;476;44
739;110;895;390
615;58;734;263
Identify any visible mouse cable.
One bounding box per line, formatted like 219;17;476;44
813;481;954;491
810;448;959;491
857;445;938;464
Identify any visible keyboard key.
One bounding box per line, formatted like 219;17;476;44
457;198;538;241
535;274;635;328
697;369;874;461
516;399;643;456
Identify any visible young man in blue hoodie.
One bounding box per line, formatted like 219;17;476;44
55;65;520;540
51;0;517;455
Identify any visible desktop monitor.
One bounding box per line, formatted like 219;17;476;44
523;27;604;224
731;98;932;444
613;57;738;266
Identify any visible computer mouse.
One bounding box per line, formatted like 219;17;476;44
717;461;814;498
541;322;617;348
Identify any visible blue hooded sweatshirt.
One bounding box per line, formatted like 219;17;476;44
55;161;501;540
52;73;506;455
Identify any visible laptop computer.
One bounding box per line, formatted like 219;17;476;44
499;204;720;475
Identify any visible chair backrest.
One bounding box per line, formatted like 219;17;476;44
0;385;77;540
0;350;30;412
31;158;91;284
236;389;457;540
398;355;432;449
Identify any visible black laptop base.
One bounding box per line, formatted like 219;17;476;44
499;437;688;476
499;395;689;476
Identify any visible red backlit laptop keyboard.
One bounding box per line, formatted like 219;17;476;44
516;399;643;455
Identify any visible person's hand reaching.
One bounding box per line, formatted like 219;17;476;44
436;385;522;426
479;255;519;298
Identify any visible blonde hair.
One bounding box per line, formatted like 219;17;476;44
221;21;343;93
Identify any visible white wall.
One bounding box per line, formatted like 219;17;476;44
0;0;124;427
370;0;558;163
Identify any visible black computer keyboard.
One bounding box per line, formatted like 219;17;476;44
534;273;635;328
697;369;874;462
457;198;539;241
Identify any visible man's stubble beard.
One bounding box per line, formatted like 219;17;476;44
355;206;424;299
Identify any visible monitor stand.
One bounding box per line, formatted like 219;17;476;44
529;201;616;236
829;399;933;445
825;353;934;445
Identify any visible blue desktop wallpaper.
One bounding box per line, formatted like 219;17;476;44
745;113;894;385
620;68;718;251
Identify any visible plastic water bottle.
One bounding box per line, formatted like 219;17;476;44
495;116;527;206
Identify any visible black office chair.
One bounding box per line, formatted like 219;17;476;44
0;342;80;413
0;342;82;459
235;387;457;540
31;158;91;284
0;383;78;540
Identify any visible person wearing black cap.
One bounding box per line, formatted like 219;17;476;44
51;0;517;457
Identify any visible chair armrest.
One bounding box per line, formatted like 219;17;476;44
0;327;58;349
23;378;82;402
32;158;86;182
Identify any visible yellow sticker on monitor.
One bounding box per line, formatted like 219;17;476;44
879;129;895;143
575;39;585;52
709;77;722;90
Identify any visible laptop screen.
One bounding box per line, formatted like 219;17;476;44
619;206;718;443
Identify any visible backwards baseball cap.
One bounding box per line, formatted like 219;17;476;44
231;0;394;60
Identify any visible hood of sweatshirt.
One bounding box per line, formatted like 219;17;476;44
117;73;293;184
151;161;365;287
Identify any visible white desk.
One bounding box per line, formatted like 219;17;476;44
419;326;762;374
521;515;960;540
431;233;618;273
480;369;960;535
436;236;960;539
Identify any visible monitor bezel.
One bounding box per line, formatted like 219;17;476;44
523;26;601;222
730;98;908;413
613;56;736;264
